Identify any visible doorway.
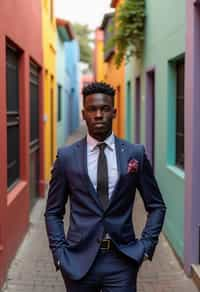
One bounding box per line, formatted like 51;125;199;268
29;62;40;209
145;69;155;169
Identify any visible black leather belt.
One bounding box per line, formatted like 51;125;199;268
99;239;115;250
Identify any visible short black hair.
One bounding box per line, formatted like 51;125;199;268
82;81;115;105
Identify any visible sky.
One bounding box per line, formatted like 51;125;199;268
55;0;114;30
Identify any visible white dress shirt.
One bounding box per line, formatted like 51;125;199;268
87;133;119;200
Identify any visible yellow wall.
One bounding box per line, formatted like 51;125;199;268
103;0;125;138
42;0;57;182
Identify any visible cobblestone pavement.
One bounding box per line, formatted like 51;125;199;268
2;125;199;292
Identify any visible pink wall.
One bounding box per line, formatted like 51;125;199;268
0;0;43;286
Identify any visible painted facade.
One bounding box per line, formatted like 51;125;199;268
56;19;76;147
0;0;43;286
65;39;81;135
124;0;188;271
100;1;126;139
184;0;200;275
42;0;57;182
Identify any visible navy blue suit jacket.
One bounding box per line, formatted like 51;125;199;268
45;136;166;280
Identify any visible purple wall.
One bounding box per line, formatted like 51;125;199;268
184;0;200;273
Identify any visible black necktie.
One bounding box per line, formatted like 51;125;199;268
97;143;109;209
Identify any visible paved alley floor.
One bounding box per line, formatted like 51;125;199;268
2;125;199;292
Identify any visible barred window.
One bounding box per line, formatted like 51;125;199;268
6;45;20;189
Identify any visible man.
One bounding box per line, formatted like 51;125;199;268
45;82;166;292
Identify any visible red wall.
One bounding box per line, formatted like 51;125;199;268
0;0;44;286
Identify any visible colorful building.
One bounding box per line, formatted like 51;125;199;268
122;0;200;277
184;0;200;281
106;0;200;283
100;0;126;138
56;19;74;147
42;0;57;182
65;39;81;135
135;0;185;267
0;0;44;286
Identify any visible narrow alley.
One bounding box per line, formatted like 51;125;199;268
1;0;200;291
2;127;199;292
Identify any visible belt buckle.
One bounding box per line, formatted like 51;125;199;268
101;239;111;250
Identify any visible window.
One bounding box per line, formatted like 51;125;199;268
57;85;62;122
6;45;20;189
176;60;185;169
102;14;115;62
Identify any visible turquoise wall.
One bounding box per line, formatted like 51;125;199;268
126;0;186;260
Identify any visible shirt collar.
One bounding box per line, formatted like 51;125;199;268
87;133;115;152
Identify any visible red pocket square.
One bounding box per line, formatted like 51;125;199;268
128;159;138;173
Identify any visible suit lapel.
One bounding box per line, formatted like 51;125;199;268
106;137;128;209
115;136;127;177
74;136;128;211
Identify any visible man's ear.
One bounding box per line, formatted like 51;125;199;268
82;109;86;120
113;108;117;119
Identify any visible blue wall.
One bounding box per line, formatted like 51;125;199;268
65;40;80;135
56;31;80;147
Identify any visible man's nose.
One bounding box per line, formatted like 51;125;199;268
95;109;103;118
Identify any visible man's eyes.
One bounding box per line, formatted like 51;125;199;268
87;106;111;112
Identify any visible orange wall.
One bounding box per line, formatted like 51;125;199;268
103;0;125;138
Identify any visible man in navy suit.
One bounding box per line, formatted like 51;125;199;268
45;82;166;291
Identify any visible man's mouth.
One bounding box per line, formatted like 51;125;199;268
94;122;105;126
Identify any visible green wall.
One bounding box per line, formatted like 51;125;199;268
125;0;186;260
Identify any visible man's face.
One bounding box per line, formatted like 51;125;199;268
82;93;116;141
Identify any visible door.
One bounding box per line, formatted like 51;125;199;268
126;81;132;142
135;77;141;144
29;62;39;209
146;69;155;170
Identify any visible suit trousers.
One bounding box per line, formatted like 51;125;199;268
61;247;139;292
